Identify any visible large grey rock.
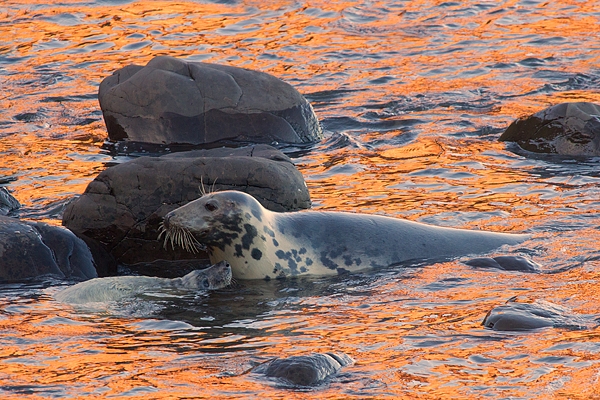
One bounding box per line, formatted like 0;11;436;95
62;145;311;265
0;216;98;282
98;56;323;145
499;102;600;156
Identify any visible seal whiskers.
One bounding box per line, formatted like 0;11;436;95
158;222;205;253
199;176;218;197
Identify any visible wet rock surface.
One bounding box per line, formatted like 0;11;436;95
499;102;600;156
0;216;98;282
0;187;20;216
98;55;323;145
482;296;595;331
62;145;311;265
253;352;353;387
465;256;541;273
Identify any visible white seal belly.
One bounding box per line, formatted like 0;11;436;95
161;191;528;280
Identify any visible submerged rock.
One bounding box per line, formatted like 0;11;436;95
0;216;98;282
98;55;323;145
62;145;311;265
254;352;353;387
465;256;541;273
499;102;600;156
482;296;594;331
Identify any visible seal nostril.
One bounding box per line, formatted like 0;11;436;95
163;214;171;228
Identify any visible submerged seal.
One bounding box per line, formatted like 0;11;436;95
55;261;231;304
161;190;528;280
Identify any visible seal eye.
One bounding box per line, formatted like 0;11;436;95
202;278;210;289
205;201;218;212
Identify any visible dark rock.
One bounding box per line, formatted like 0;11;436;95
0;187;20;216
499;102;600;156
482;296;593;331
72;232;118;277
98;55;323;145
254;352;353;387
0;216;97;282
124;259;213;279
465;256;540;273
62;145;311;265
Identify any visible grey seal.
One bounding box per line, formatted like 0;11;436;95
160;190;528;280
55;261;231;304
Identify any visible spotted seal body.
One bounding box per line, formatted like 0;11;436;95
55;261;231;304
161;190;528;280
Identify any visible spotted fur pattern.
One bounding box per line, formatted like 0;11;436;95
162;190;528;280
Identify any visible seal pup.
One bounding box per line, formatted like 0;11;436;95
160;190;529;280
55;261;231;304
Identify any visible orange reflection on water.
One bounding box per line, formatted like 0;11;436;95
2;0;600;397
2;0;600;212
302;137;538;234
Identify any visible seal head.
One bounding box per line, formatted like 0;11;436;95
162;190;264;251
177;260;232;289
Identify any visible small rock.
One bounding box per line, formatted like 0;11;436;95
483;295;593;331
499;102;600;156
465;256;540;273
0;187;20;216
254;352;353;387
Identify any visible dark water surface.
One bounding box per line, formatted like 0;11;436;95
2;0;600;398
